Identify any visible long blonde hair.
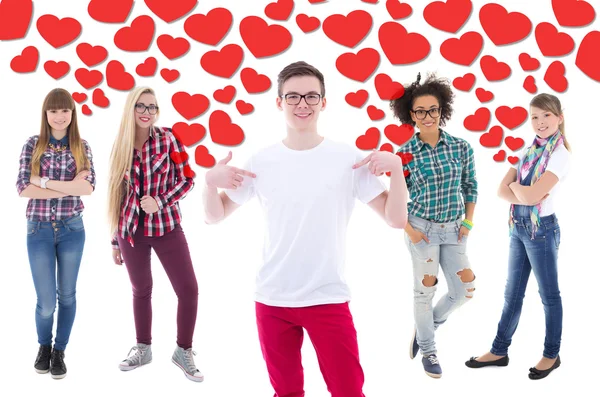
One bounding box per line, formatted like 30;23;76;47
107;86;159;235
530;93;571;152
31;88;89;177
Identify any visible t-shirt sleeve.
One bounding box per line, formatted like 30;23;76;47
545;145;570;180
353;151;386;204
224;156;256;205
510;148;527;170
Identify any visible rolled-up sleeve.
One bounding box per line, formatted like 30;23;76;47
82;140;96;190
16;137;36;195
461;142;478;203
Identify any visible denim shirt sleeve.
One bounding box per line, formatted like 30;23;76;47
461;141;478;203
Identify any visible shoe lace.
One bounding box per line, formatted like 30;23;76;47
52;350;65;367
38;347;51;361
124;346;146;365
427;355;439;365
182;349;199;373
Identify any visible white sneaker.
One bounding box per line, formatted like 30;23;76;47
119;343;152;371
172;346;204;382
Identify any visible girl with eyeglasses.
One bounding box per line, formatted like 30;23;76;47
107;87;202;382
390;73;478;378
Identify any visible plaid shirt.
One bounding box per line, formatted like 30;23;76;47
16;135;96;221
112;126;194;248
399;130;478;223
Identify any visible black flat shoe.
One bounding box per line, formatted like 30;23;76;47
528;356;560;380
465;355;509;368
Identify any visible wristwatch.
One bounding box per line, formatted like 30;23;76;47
40;177;50;189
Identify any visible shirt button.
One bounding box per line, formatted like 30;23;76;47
54;228;58;231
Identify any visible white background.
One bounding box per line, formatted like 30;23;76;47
0;0;597;396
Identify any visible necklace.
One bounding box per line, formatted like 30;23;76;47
49;142;68;152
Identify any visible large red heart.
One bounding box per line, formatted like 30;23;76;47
523;76;537;94
386;0;412;20
356;127;381;150
239;16;292;58
93;89;110;108
423;0;472;33
184;8;233;46
475;88;494;103
170;151;189;164
172;92;210;120
144;0;197;23
37;15;81;48
172;122;206;146
265;0;294;21
88;0;133;23
519;53;540;71
75;68;103;89
157;35;190;60
296;14;320;33
241;68;272;94
493;149;506;162
552;0;595;27
214;86;237;104
576;31;600;82
195;145;216;168
161;68;180;83
200;44;244;78
480;55;511;81
375;74;404;100
535;22;574;57
544;61;568;92
0;0;32;40
345;90;369;108
453;73;475;92
209;110;245;146
384;124;414;146
72;93;87;104
479;4;532;46
495;106;527;130
440;31;483;66
76;43;108;67
106;61;135;91
379;22;430;65
44;61;70;80
236;100;255;115
323;10;372;48
114;15;155;52
135;57;157;77
367;105;385;121
480;126;504;148
336;48;380;82
10;46;38;73
463;107;491;131
505;136;525;151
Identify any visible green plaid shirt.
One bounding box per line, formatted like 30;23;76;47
399;130;478;222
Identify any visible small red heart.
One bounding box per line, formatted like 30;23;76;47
265;0;294;21
386;0;412;20
157;34;190;60
440;31;483;66
508;156;519;165
184;8;233;46
88;0;133;23
236;100;255;115
0;0;33;40
214;86;237;104
480;55;511;82
81;104;92;116
93;88;110;108
240;16;292;58
480;126;504;148
170;151;189;164
296;14;320;33
72;92;87;104
495;106;528;130
209;110;245;146
75;68;103;89
37;15;81;49
308;0;327;3
463;107;491;132
518;53;540;71
453;73;476;92
172;122;206;146
367;105;385;121
114;15;155;52
160;68;180;83
535;22;575;57
523;76;538;94
336;48;380;82
505;136;525;151
479;4;532;46
379;22;430;65
136;57;158;77
195;145;216;168
544;61;568;93
380;142;394;152
241;68;272;94
403;169;410;178
107;61;135;91
552;0;595;27
323;10;373;48
10;46;39;73
361;0;379;3
345;90;369;108
172;92;210;120
183;165;196;178
356;127;381;150
576;31;600;82
493;149;506;162
397;152;413;165
200;44;244;78
144;0;197;23
423;0;472;33
375;73;404;100
475;88;494;103
384;124;414;146
76;43;108;67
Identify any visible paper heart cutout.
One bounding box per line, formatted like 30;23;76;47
495;106;528;130
157;35;191;60
519;53;540;71
10;46;39;73
37;15;81;48
384;124;414;146
479;3;532;46
423;0;472;33
356;127;381;150
440;31;484;66
386;0;413;20
170;151;189;164
136;57;158;77
81;104;92;116
367;105;385;121
265;0;294;21
375;73;404;100
214;86;237;104
480;126;504;148
576;31;600;82
493;149;506;162
523;76;538;94
76;43;108;67
184;8;233;46
241;68;272;94
200;44;244;78
172;92;210;120
114;15;155;52
93;89;110;108
75;68;103;89
379;142;394;152
183;165;196;179
195;145;216;168
464;107;491;132
172;122;206;146
475;88;494;103
535;22;575;57
88;0;133;23
552;0;595;27
345;90;369;108
236;100;255;115
144;0;197;23
505;136;525;151
336;48;380;82
480;55;511;82
397;152;413;165
379;22;430;65
508;156;520;165
209;110;245;146
72;92;87;104
160;68;180;83
0;0;33;40
107;61;135;91
453;73;476;92
44;61;70;80
544;61;568;92
239;16;292;58
296;14;320;33
322;10;373;48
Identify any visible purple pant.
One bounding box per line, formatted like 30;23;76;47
118;224;198;349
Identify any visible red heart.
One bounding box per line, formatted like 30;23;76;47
493;149;506;162
523;76;537;94
463;107;491;132
505;136;525;151
144;0;197;23
114;15;155;52
336;48;380;82
495;106;528;130
160;68;180;83
93;89;110;108
172;92;210;120
200;44;244;78
81;105;92;116
576;31;600;82
136;57;158;77
440;31;483;66
184;8;233;46
44;61;70;80
380;143;394;152
10;46;39;73
397;152;413;165
170;151;189;164
356;127;381;150
361;0;379;3
37;15;81;49
452;73;475;92
214;86;237;104
296;14;320;33
386;0;412;19
375;74;404;100
195;145;216;168
107;61;135;91
480;126;504;148
519;53;540;71
75;68;103;89
308;0;327;3
240;16;292;58
76;43;108;68
0;0;32;40
72;92;87;104
236;100;255;115
379;22;430;65
157;35;190;60
475;88;494;103
552;0;595;27
480;55;511;82
183;165;196;179
479;4;532;46
508;156;519;165
265;0;294;21
544;61;568;93
384;124;414;146
241;68;272;94
535;22;574;57
172;122;206;146
88;0;133;23
323;10;372;48
367;105;385;121
346;90;369;108
209;110;245;146
423;0;472;33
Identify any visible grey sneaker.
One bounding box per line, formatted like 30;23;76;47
409;328;419;359
422;354;442;378
119;343;152;371
172;346;204;382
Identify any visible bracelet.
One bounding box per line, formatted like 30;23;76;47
461;219;473;230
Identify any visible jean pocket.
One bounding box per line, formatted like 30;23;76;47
65;216;85;232
27;222;38;235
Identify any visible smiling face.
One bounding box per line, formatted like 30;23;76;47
530;105;563;138
134;93;158;130
276;75;326;133
46;108;72;134
410;95;441;134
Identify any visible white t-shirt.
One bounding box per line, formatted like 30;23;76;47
225;138;386;307
511;144;570;216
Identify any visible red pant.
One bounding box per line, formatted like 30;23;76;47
256;302;365;397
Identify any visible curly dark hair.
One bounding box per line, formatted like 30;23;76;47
390;72;455;127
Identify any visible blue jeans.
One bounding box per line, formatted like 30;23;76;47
27;215;85;351
491;206;562;359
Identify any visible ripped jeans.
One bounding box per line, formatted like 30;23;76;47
404;215;475;356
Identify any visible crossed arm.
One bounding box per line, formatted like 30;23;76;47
498;168;557;205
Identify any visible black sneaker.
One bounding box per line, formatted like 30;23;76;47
50;348;67;379
34;345;52;374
